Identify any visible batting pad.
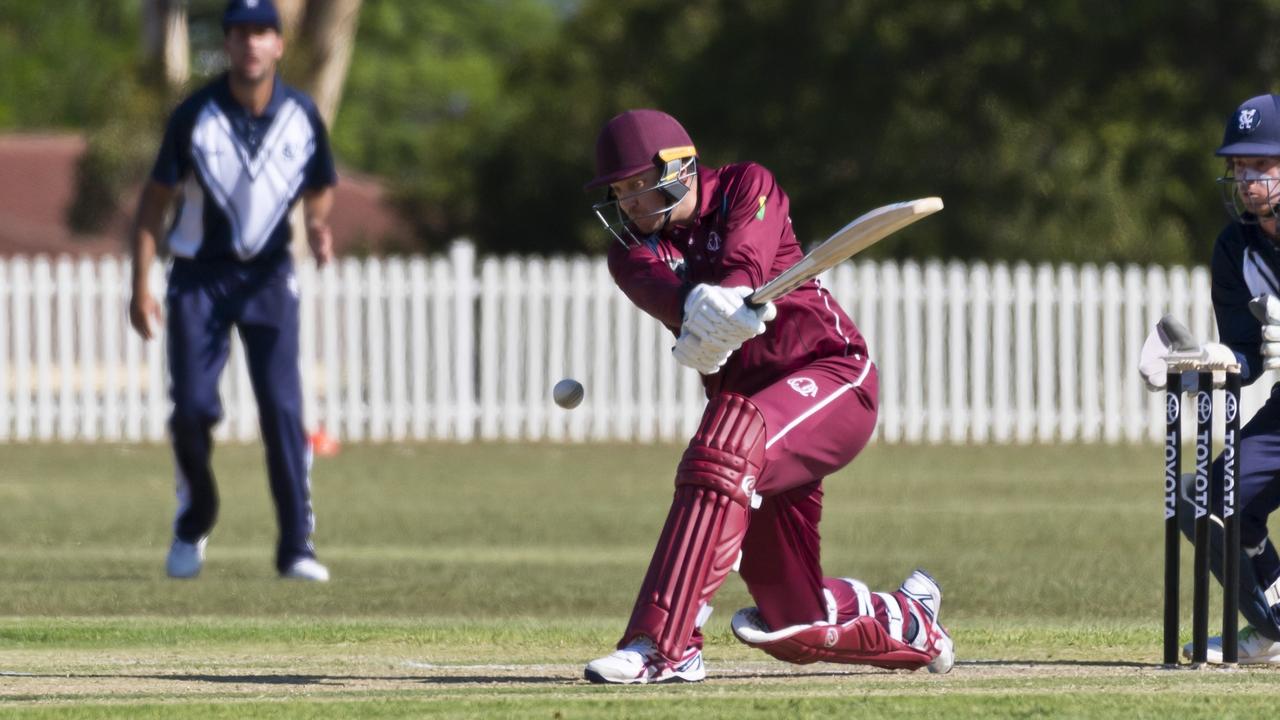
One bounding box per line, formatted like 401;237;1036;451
621;393;766;662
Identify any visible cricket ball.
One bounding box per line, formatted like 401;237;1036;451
553;378;584;409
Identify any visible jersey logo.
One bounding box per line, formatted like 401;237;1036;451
755;196;767;221
788;377;818;398
706;231;721;252
1239;107;1260;133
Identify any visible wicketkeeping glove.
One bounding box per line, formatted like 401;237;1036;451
1137;315;1237;391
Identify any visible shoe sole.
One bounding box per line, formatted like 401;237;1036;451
583;668;704;684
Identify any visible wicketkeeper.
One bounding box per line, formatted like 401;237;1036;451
1139;93;1280;664
580;109;953;684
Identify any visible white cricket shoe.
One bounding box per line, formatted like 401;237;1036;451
281;558;330;582
899;569;953;674
166;537;207;578
1183;625;1280;664
900;569;942;620
584;637;705;684
927;625;955;674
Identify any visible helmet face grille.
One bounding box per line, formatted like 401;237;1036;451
1217;170;1280;225
590;158;696;248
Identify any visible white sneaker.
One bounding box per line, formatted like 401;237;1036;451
584;637;705;684
900;569;942;620
927;625;955;674
281;558;330;582
1183;625;1280;664
899;569;953;673
166;537;207;578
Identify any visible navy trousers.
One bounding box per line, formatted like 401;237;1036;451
1179;382;1280;640
166;256;315;572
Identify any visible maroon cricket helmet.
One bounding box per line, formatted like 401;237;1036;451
585;109;698;190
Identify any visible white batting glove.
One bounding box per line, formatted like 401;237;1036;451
1253;294;1280;371
683;285;777;347
672;328;734;375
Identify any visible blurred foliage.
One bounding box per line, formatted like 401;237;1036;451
6;0;1280;262
0;1;169;234
331;0;561;246
471;0;1280;263
0;1;139;128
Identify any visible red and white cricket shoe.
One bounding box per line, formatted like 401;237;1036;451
583;637;706;684
899;569;954;674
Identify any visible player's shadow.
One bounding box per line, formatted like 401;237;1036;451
16;672;571;686
177;673;572;685
959;659;1155;669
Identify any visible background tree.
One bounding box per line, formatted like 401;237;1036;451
8;0;1280;263
60;0;363;238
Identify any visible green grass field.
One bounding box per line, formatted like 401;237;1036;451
0;441;1275;717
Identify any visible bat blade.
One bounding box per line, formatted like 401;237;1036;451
748;196;943;306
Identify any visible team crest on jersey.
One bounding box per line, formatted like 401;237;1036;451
706;231;721;252
788;377;818;397
756;196;767;221
823;627;839;647
1239;107;1260;133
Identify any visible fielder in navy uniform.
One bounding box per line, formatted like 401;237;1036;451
580;109;953;684
1140;93;1280;663
128;0;335;582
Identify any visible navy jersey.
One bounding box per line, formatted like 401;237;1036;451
151;73;336;264
1210;221;1280;385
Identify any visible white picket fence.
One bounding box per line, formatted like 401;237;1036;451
0;241;1268;444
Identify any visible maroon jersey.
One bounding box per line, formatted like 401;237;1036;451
607;162;869;397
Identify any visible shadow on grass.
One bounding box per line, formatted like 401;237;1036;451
959;659;1153;669
15;672;575;686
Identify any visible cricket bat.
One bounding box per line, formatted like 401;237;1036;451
748;196;944;306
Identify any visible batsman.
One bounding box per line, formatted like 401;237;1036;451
580;109;953;684
1139;93;1280;664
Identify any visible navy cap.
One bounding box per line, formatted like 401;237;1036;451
222;0;281;32
1217;94;1280;157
